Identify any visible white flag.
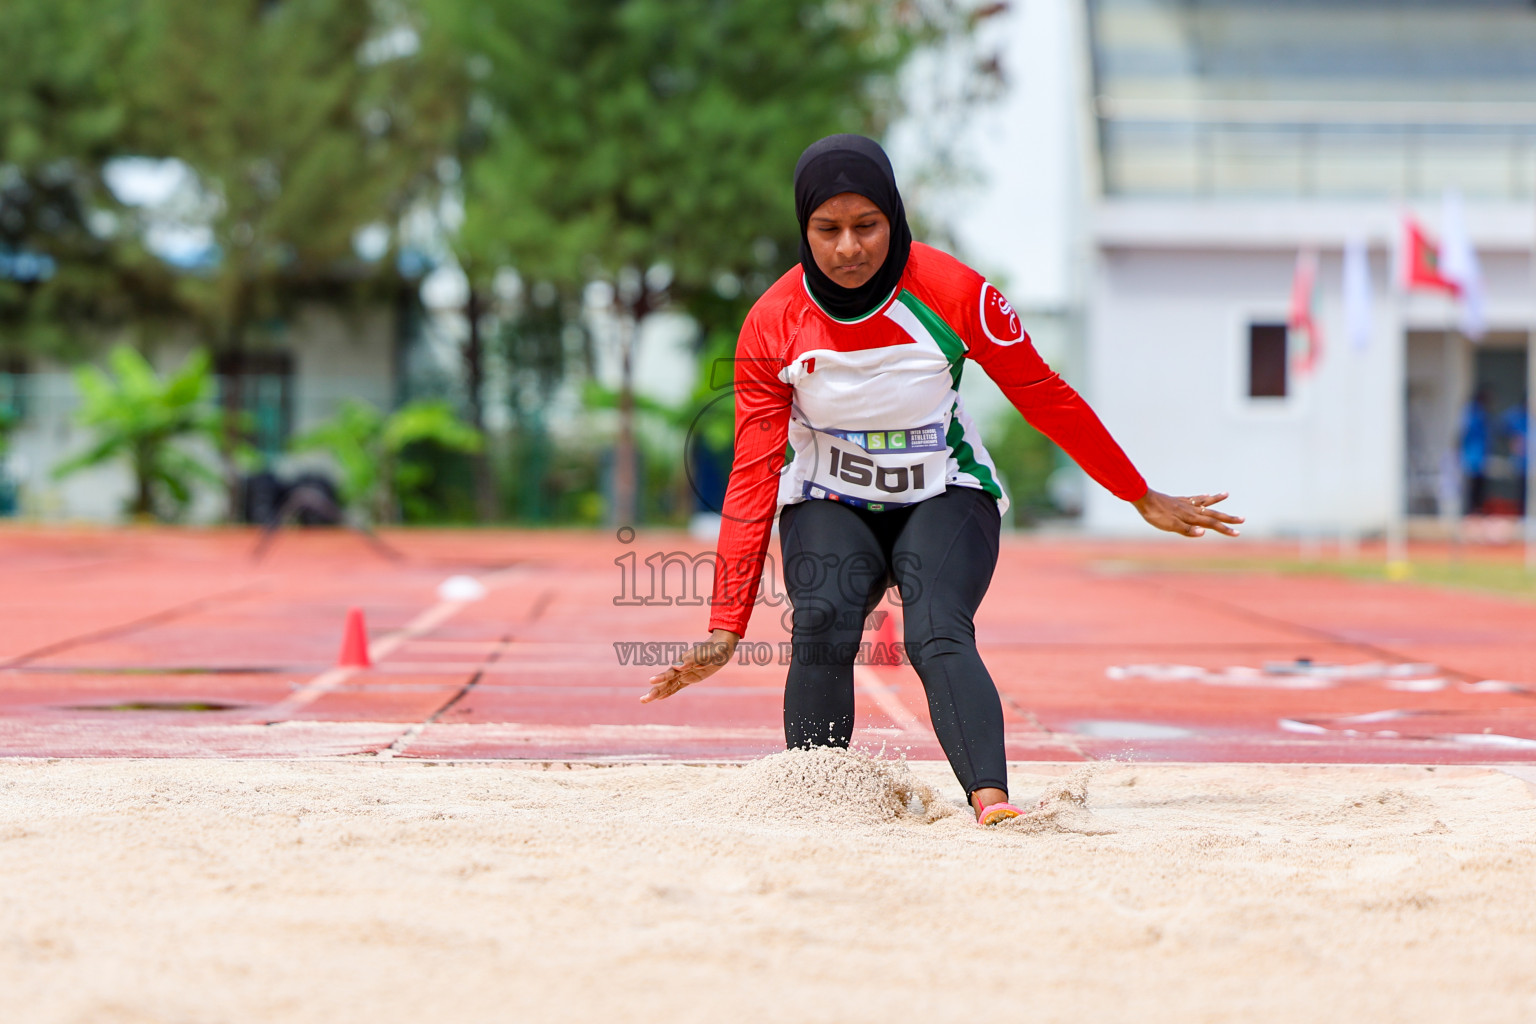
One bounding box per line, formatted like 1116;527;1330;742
1342;237;1373;352
1440;189;1486;340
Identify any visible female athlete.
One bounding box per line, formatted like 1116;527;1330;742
641;134;1242;825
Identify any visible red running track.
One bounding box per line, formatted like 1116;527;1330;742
1;525;1535;764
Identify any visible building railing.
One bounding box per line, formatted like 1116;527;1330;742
1096;97;1536;200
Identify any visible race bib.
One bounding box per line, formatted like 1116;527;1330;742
802;422;948;510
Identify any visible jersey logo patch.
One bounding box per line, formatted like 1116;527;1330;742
980;282;1022;346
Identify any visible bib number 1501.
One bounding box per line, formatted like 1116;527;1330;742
829;447;924;494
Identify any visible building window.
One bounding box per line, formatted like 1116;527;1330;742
1248;323;1288;399
215;352;294;459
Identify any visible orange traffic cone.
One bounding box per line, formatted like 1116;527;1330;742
337;607;372;668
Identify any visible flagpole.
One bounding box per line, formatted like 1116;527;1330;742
1527;191;1535;573
1387;217;1409;575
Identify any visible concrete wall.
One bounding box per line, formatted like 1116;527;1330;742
288;305;395;433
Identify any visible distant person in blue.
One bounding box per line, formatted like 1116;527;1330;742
1460;388;1491;515
1502;396;1528;516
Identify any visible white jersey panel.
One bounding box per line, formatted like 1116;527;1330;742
774;294;1009;513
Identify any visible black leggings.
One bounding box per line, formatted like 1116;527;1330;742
777;486;1007;799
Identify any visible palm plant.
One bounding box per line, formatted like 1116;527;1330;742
0;405;17;465
293;398;483;524
0;406;18;517
54;345;223;520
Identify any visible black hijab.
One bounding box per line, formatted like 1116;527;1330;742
794;134;913;321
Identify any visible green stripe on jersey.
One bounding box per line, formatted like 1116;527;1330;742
945;402;1002;500
896;291;966;388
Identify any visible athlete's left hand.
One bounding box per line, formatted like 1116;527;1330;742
1132;489;1243;538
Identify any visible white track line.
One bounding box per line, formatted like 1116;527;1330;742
853;665;924;734
366;599;467;663
268;665;360;719
267;567;527;719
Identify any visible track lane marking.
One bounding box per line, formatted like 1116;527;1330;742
853;665;924;734
377;635;515;760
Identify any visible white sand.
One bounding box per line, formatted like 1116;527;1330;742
3;754;1535;1024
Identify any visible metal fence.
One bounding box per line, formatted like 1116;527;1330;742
1098;98;1536;200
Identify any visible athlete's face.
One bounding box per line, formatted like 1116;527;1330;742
806;193;889;290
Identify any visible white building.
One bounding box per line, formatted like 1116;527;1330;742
1072;0;1536;537
924;1;1536;537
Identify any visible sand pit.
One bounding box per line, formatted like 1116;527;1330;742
3;754;1535;1023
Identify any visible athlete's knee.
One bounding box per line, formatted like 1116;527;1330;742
901;616;977;664
789;639;863;666
787;597;846;638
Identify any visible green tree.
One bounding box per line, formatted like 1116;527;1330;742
53;344;224;520
580;326;737;523
119;0;460;510
0;0;181;356
496;287;586;521
987;413;1064;527
125;0;457;333
421;0;982;525
0;404;19;515
4;0;464;520
293;398;482;524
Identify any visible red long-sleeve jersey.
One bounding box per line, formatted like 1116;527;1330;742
708;242;1146;637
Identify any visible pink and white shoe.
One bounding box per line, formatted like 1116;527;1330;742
976;801;1023;826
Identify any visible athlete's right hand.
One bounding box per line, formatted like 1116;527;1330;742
640;629;740;703
1133;489;1243;537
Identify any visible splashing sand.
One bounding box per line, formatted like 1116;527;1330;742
695;747;956;826
998;763;1116;834
684;748;1116;834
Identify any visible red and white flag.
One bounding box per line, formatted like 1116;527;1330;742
1397;215;1457;293
1395;200;1486;340
1288;249;1323;374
